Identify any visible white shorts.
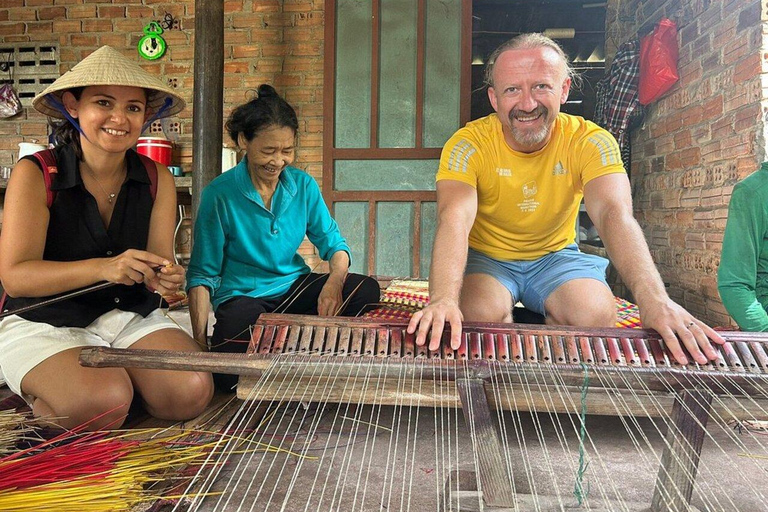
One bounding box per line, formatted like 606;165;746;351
0;308;181;400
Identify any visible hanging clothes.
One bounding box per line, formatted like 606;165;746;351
594;39;645;175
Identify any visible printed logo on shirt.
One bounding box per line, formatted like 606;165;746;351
518;181;540;212
447;139;476;174
587;133;621;166
522;181;537;198
496;167;512;177
552;161;567;176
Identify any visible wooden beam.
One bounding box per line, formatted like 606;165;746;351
191;0;224;219
456;378;515;507
651;391;712;512
322;0;337;211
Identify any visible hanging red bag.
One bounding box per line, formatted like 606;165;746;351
638;18;679;105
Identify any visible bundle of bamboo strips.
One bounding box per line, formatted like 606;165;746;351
0;410;35;455
0;428;223;512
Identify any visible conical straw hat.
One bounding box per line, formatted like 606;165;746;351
32;45;185;119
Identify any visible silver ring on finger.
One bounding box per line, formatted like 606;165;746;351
688;321;695;327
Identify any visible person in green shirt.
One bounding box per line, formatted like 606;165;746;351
718;162;768;331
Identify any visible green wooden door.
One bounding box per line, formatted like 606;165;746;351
324;0;470;278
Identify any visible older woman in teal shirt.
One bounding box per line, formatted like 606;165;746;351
718;162;768;331
187;85;380;391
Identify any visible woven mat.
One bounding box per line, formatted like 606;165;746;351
364;279;643;328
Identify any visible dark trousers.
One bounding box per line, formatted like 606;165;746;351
210;273;380;391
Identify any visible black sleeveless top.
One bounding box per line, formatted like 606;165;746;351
4;144;161;327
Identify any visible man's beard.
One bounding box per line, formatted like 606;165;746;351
508;106;553;149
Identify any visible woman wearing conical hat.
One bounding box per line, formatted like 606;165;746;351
0;46;213;430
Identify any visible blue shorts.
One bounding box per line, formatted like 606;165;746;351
465;244;610;317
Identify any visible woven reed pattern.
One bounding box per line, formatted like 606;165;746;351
364;279;643;328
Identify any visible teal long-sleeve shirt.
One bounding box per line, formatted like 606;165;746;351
718;162;768;331
186;158;351;311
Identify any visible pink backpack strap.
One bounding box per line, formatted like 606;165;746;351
31;149;58;208
137;154;158;200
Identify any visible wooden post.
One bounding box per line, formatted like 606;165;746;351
651;390;712;512
191;0;224;220
456;378;515;508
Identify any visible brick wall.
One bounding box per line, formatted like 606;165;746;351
0;0;325;268
604;0;764;326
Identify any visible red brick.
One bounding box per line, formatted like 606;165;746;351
164;63;191;74
162;31;189;46
260;43;288;57
99;33;128;47
162;3;185;18
125;5;153;18
223;74;243;88
51;18;78;32
36;5;67;19
734;54;760;84
680;147;701;167
673;129;691;150
19;121;47;136
262;12;291;27
139;62;162;75
681;105;704;127
97;6;125;18
0;21;23;34
283;56;319;71
724;37;749;62
242;75;276;88
231;44;260;58
8;6;35;20
82;18;112;32
252;0;280;13
224;0;244;13
679;19;699;47
224;61;250;73
284;1;313;12
700;94;724;120
167;46;193;60
0;0;23;7
69;34;97;46
66;4;95;18
223;30;250;44
231;13;262;28
291;11;323;26
291;41;322;56
26;20;52;33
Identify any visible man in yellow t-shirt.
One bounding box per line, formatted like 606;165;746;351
407;33;724;366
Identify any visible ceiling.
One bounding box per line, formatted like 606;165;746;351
472;0;607;68
470;0;608;120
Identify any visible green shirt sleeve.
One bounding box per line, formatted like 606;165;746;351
718;181;768;331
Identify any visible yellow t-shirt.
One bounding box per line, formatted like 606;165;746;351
436;113;625;260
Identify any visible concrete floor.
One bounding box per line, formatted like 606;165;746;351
183;402;768;512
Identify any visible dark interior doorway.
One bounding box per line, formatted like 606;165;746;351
471;0;607;122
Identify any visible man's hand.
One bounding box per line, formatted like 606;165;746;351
639;298;725;365
407;299;464;352
318;276;344;316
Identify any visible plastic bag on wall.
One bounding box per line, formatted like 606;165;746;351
638;18;679;105
0;83;21;118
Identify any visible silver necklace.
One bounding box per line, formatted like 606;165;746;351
84;165;123;204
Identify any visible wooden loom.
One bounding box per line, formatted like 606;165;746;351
81;313;768;512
